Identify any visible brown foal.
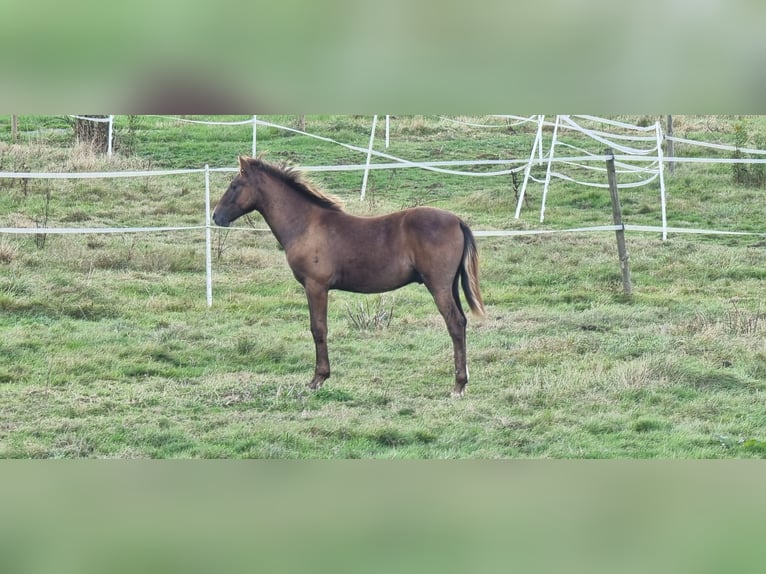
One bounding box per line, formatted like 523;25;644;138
213;156;484;396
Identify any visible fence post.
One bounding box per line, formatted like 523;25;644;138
605;148;633;296
107;115;114;158
250;116;258;157
540;114;560;222
516;114;545;219
655;121;668;241
666;115;674;175
360;114;378;200
205;164;213;307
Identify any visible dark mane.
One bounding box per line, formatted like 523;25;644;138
247;157;344;211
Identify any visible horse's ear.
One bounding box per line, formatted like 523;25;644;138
238;156;250;172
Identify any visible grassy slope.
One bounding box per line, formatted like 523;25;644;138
1;115;765;458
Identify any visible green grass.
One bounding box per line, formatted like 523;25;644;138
1;115;766;458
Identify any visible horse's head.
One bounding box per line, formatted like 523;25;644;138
212;156;259;227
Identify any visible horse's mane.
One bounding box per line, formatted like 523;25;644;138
247;157;344;211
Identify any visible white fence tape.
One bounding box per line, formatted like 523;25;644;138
573;115;658;132
439;115;537;129
474;225;621;237
90;114;766;159
545;169;660;189
70;115;111;123
666;135;766;155
559;116;658;156
6;223;763;239
147;115;254;126
477;224;762;238
0;168;204;179
252;118;531;178
4;115;766;307
624;224;766;237
0;226;206;235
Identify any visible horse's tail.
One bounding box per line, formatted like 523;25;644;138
459;221;486;317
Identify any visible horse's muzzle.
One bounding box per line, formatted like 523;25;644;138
212;210;230;227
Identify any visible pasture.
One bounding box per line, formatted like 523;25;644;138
1;115;765;458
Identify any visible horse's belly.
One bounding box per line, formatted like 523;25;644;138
332;261;418;293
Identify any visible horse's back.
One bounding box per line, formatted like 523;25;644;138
307;207;464;293
400;207;465;250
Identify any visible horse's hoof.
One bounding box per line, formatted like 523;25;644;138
451;387;466;398
308;379;325;390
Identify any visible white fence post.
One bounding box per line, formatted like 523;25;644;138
516;114;545;219
655;121;668;241
107;115;114;158
360;114;378;200
205;164;213;307
250;116;258;157
540;115;561;222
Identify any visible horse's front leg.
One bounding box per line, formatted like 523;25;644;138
305;282;330;390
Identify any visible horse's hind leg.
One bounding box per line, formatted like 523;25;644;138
428;283;469;397
305;281;331;390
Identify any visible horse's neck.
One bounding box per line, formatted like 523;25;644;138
257;178;317;248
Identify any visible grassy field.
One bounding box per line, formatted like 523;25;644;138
1;115;765;458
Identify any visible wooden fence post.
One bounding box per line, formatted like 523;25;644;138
606;148;633;296
666;115;674;175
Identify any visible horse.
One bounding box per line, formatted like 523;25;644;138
212;156;485;396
